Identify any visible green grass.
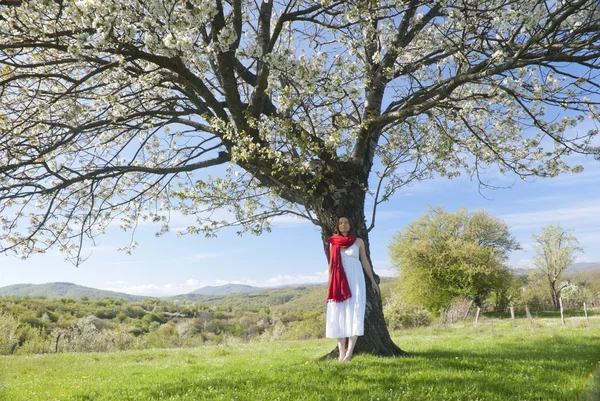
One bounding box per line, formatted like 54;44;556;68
1;318;599;401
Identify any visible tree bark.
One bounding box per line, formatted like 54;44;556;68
550;281;560;310
316;185;406;359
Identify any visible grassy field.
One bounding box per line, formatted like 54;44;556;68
1;317;599;401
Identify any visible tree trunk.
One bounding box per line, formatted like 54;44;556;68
316;184;406;358
550;281;560;310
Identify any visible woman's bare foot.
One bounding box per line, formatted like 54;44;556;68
342;351;353;362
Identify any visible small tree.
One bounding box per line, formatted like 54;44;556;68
389;207;520;312
531;224;582;310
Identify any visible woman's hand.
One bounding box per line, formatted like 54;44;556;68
371;280;380;295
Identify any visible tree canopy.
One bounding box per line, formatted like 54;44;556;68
0;0;599;265
389;206;520;310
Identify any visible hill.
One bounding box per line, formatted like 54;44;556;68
510;262;600;277
568;262;600;273
0;282;151;302
188;284;260;295
171;277;399;312
0;279;399;311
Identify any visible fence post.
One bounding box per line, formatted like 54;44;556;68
54;332;61;353
525;305;534;324
510;306;515;322
463;300;473;322
559;297;565;325
475;307;480;324
584;302;589;325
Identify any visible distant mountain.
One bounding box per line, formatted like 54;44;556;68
188;284;261;295
0;282;151;301
171;277;399;310
510;262;600;276
0;278;400;312
510;267;530;276
568;262;600;273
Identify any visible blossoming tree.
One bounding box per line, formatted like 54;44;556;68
1;0;599;356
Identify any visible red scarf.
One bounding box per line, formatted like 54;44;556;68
327;234;355;303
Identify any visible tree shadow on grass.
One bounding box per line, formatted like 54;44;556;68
585;367;600;401
358;335;600;401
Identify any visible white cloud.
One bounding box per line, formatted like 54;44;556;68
512;258;533;269
371;210;413;220
103;278;208;297
108;271;331;295
104;280;128;285
500;202;600;232
103;283;172;296
105;260;146;266
215;270;329;287
574;256;594;264
80;246;118;253
270;215;311;225
377;268;398;277
513;195;566;204
183;252;220;261
540;167;600;187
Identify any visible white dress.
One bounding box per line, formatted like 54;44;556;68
326;243;366;338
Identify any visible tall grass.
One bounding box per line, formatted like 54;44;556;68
1;317;598;401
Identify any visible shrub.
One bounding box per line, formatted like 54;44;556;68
519;272;554;311
54;318;137;353
16;329;52;355
561;283;592;309
0;311;20;355
383;293;433;330
259;318;286;342
445;297;475;320
282;317;325;340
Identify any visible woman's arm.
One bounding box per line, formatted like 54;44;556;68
357;238;380;295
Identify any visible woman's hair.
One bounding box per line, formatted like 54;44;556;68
333;216;354;236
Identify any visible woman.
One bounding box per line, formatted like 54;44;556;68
326;217;380;362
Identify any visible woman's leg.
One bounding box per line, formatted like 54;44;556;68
343;335;358;361
337;338;347;362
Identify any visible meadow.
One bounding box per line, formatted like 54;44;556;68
1;316;599;401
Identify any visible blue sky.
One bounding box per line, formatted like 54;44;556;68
1;148;599;297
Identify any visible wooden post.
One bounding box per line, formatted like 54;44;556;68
54;332;61;353
450;312;454;323
559;297;565;325
584;302;589;324
475;307;480;324
440;307;446;324
463;300;473;322
510;306;515;321
525;305;534;324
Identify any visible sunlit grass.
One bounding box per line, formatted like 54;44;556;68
1;317;599;401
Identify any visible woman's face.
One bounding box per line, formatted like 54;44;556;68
338;217;350;235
